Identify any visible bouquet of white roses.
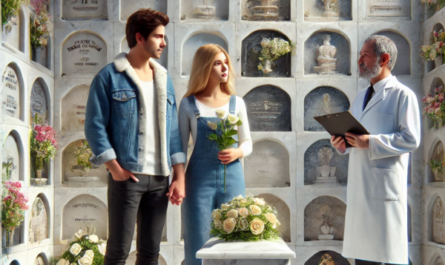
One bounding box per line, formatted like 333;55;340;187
207;109;242;193
56;227;106;265
210;195;281;241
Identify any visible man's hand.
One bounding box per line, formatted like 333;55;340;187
167;164;185;205
218;148;243;164
105;159;139;182
345;132;369;149
331;135;347;154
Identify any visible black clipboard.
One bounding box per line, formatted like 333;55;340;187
313;111;369;148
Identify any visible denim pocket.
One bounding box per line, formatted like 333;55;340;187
112;90;136;119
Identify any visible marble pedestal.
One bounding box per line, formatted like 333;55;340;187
196;237;295;265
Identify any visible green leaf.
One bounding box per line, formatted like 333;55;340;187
236;120;243;126
208;134;218;141
226;130;238;136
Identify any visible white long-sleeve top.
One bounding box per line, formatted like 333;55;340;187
178;96;253;159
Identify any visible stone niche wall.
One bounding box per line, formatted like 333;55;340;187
62;0;108;20
374;30;410;76
2;131;22;182
180;0;229;21
304;86;350;131
304;0;352;21
241;0;291;21
429;141;445;183
256;194;291;242
30;78;50;125
33;254;48;265
61;85;89;133
182;33;227;76
2;7;25;52
304;196;346;241
365;0;411;20
120;0;167;21
242;30;292;77
2;64;23;121
29;195;49;243
431;196;445;244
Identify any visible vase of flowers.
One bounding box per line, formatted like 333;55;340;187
257;37;293;75
1;0;27;31
423;85;445;128
421;29;445;69
2;181;28;247
429;158;445;181
30;0;50;66
69;140;98;182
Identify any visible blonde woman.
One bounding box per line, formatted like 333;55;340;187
178;44;252;265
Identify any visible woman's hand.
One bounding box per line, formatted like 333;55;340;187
218;148;243;164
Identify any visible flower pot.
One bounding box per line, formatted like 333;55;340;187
262;59;273;74
32;46;47;67
5;229;15;248
35;157;44;171
435;55;444;69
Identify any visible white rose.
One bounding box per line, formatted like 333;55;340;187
265;213;278;228
238;208;249;217
98;243;107;256
235;195;244;200
70;243;82;256
254;198;266;206
221;203;232;211
227;114;239;124
223;218;236;234
250;218;265;235
249;205;262;215
238;218;249;231
88;234;99;243
78;255;93;265
214;219;223;229
85;249;94;259
216;109;226;119
212;210;221;220
227;209;238;218
207;121;218;130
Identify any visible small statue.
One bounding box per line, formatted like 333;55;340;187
314;34;337;74
322;0;340;18
318;253;335;265
195;0;216;19
318;205;334;240
316;147;337;183
252;0;279;20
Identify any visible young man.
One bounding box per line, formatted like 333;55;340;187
84;9;186;265
331;35;421;264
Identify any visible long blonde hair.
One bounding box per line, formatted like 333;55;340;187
184;44;236;97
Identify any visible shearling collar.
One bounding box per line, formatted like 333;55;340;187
113;52;167;74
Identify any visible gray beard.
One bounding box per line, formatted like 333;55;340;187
359;61;382;79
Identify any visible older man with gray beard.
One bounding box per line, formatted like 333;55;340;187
331;35;421;264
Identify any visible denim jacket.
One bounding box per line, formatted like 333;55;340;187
84;53;186;176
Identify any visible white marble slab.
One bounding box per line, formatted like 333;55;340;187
197;237;296;259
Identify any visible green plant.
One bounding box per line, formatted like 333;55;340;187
30;0;50;48
422;0;445;14
1;0;28;26
2;181;28;233
74;140;93;171
429;158;445;172
257;37;294;72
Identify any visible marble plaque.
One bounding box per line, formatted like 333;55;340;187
62;85;89;132
29;197;48;243
304;251;350;265
62;32;107;76
304;87;350;131
121;37;168;69
431;141;445;182
2;14;21;50
304;139;349;184
126;252;167;265
30;80;48;124
2;134;20;182
62;139;107;183
365;0;411;19
62;0;108;20
244;85;291;131
304;196;346;241
181;0;228;21
433;197;445;244
120;0;167;21
241;0;291;21
2;66;20;119
244;140;290;187
305;32;350;75
33;255;46;265
434;257;444;265
304;0;352;21
375;31;410;75
62;194;107;239
255;194;290;242
242;31;291;77
182;33;227;76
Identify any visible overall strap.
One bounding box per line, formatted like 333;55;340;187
187;96;200;118
229;95;236;115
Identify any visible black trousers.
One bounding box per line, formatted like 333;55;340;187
356;259;408;265
104;173;169;265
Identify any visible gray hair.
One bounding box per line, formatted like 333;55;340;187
364;35;398;71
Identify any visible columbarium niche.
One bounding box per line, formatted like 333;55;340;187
126;252;167;265
62;0;108;20
61;85;89;132
62;139;108;185
365;0;411;20
432;196;445;244
62;194;107;239
120;0;167;21
30;79;50;125
2;132;22;182
29;195;49;243
433;256;444;265
242;30;292;77
241;0;291;21
304;196;346;241
304;251;350;265
243;85;291;131
33;255;47;265
304;86;350;131
256;194;290;242
121;37;168;69
304;0;352;21
304;31;350;75
2;8;24;52
429;141;445;183
181;0;229;21
2;65;22;120
182;33;227;76
374;31;410;75
244;140;290;187
61;32;107;76
304;139;348;184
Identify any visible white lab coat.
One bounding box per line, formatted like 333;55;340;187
341;76;421;264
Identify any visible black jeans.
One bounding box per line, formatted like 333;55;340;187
104;173;169;265
356;259;407;265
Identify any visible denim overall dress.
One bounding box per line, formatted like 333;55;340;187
182;95;246;265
